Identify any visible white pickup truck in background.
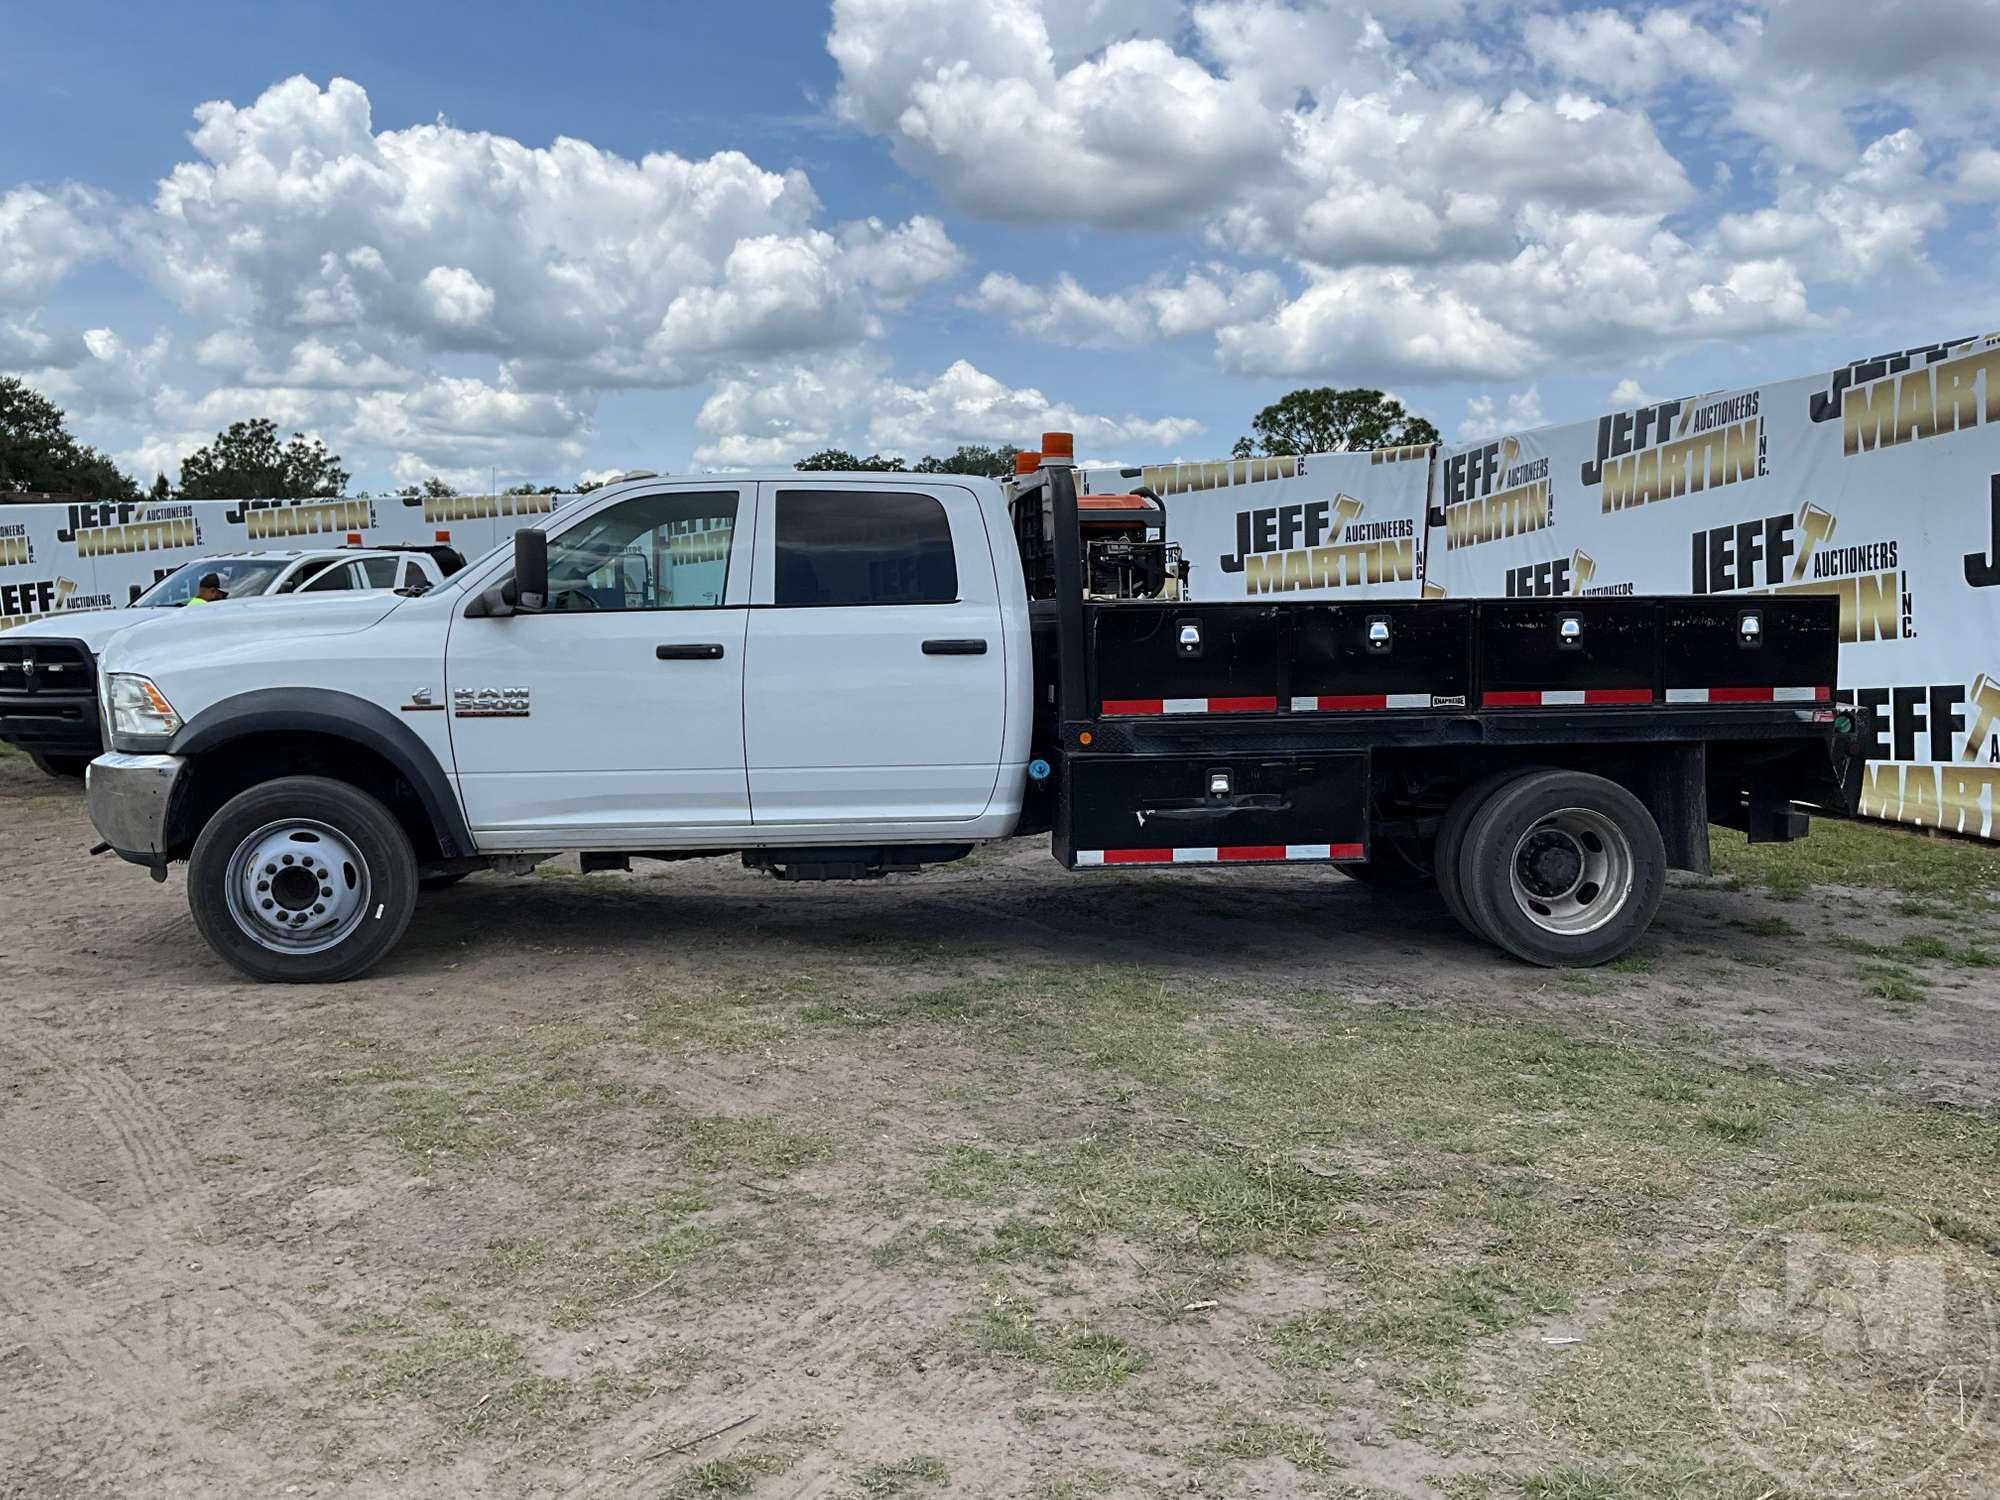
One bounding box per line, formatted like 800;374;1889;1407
0;544;461;774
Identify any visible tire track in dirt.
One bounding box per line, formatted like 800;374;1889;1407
0;1152;313;1390
3;1030;213;1238
572;1267;1041;1499
0;1021;319;1498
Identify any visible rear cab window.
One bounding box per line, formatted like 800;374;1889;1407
773;489;957;607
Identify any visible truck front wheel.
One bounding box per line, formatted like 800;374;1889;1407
1456;769;1664;968
187;776;418;983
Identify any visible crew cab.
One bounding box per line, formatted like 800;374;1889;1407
1;544;461;775
82;447;1865;983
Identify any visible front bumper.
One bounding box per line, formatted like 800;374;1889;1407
0;635;102;759
0;691;102;758
86;752;188;872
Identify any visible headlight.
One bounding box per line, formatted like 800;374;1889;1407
107;673;183;739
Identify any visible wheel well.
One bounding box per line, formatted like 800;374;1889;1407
169;731;445;865
1370;745;1711;873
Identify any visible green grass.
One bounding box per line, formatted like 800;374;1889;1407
650;1112;833;1178
849;1456;950;1496
292;1022;631;1166
1711;819;2000;899
1695;1106;1768;1142
836;968;2000;1488
969;1295;1150;1391
1862;965;1930;1004
1188;1412;1337;1483
320;1315;680;1455
1031;1472;1120;1500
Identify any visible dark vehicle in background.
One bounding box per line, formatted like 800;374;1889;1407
0;544;463;775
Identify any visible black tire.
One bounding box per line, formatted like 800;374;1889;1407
30;752;89;778
1434;768;1542;938
419;871;471;890
1457;769;1665;968
1341;834;1436;891
187;775;418;983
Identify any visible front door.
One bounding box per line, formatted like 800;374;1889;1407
742;481;1006;825
445;484;752;842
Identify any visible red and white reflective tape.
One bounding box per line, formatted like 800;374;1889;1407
1482;688;1654;708
1665;685;1830;704
1076;843;1364;866
1290;692;1433;712
1099;695;1278;716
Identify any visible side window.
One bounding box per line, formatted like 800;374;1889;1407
300;563;361;593
273;557;339;593
774;490;957;607
359;556;401;588
545;490;738;612
399;559;424;588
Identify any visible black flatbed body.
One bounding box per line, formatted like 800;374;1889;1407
1024;466;1865;871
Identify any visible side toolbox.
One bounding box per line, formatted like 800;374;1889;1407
1055;752;1368;867
1661;596;1837;704
1291;602;1474;711
1478;598;1662;708
1092;605;1286;716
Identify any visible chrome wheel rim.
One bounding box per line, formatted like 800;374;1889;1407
223;819;371;955
1507;807;1632;936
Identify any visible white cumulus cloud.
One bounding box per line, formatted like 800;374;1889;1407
692;354;1201;468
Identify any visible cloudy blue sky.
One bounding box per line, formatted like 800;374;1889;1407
3;0;1999;492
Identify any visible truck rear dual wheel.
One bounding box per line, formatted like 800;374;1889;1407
188;776;418;983
1435;768;1542;934
1440;769;1665;967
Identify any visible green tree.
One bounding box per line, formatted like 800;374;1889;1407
1231;388;1438;458
397;477;459;499
911;444;1021;479
0;376;138;498
176;418;350;500
148;472;171;501
795;448;908;471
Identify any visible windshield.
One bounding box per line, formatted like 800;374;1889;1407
133;557;297;607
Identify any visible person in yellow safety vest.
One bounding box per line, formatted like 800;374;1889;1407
184;572;228;605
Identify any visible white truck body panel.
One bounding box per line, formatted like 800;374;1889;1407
97;474;1034;853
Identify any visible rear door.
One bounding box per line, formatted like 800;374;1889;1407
743;482;1006;825
297;560;369;593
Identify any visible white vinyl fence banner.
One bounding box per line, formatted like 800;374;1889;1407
1424;333;2000;841
0;491;573;630
1084;446;1434;603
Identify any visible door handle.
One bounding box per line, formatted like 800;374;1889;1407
922;638;988;655
657;643;725;660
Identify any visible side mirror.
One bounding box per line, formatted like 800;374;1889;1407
513;529;548;612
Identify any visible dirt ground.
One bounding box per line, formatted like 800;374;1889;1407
2;751;1998;1500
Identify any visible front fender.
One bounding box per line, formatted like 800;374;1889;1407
165;687;475;859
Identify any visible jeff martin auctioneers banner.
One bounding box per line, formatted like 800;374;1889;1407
1424;333;2000;843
